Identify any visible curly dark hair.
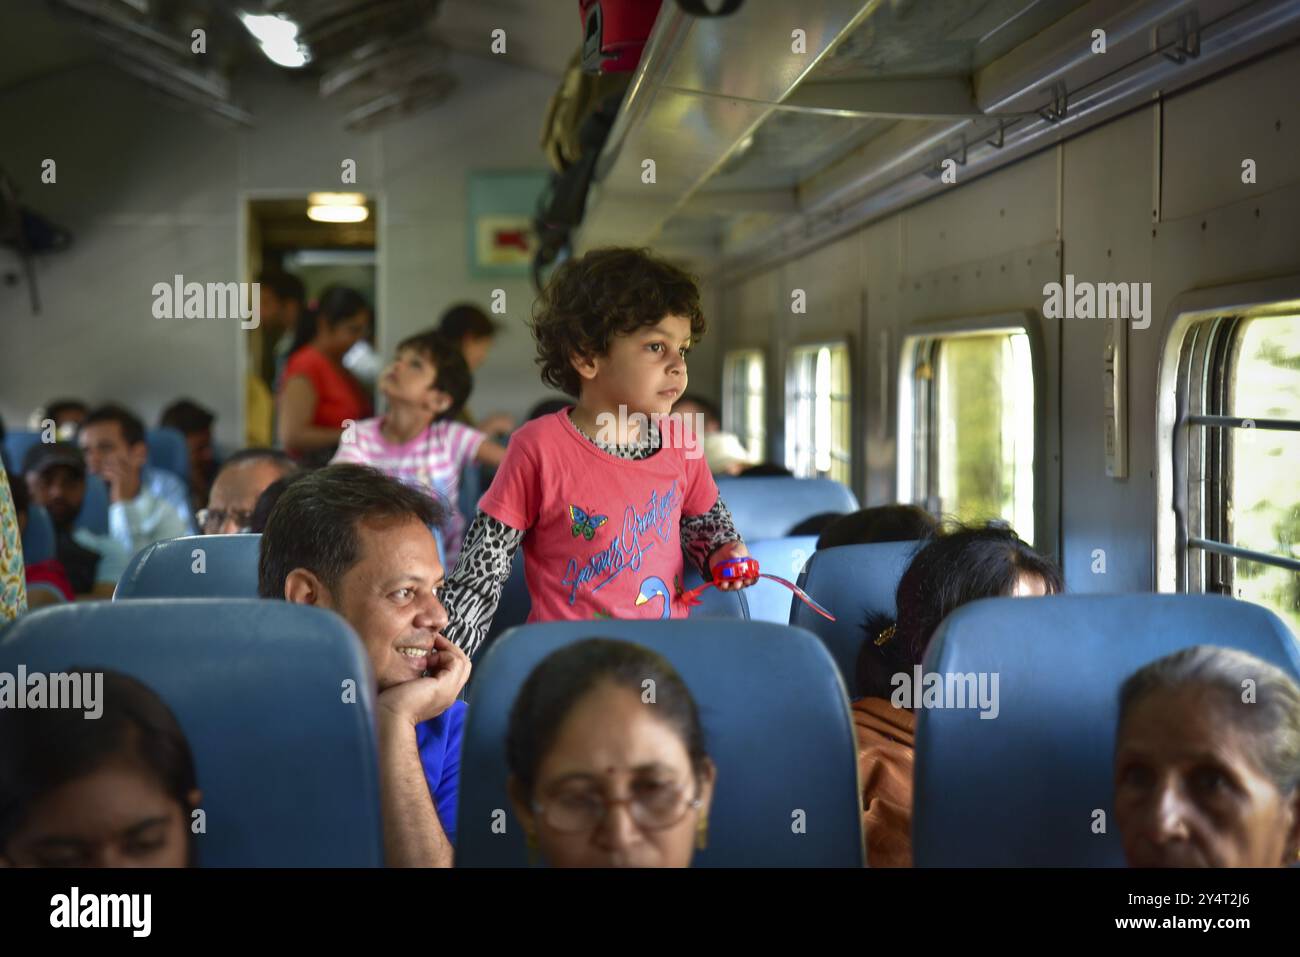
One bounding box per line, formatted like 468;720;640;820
529;247;706;397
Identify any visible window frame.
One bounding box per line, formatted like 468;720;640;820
1156;277;1300;597
722;347;767;462
897;311;1045;543
784;337;853;483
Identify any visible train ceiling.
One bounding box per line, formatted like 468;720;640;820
569;0;1300;276
0;0;576;130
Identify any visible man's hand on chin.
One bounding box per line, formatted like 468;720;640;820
376;635;471;729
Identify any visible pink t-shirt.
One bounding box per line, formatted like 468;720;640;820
478;409;718;623
332;416;486;566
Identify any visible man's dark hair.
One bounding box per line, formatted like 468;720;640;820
530;247;706;397
159;399;215;436
738;462;793;478
817;504;940;550
83;403;146;447
0;669;200;865
857;522;1063;700
438;303;498;341
248;471;307;534
257;464;444;599
396;330;473;420
45;399;88;421
256;270;306;307
216;447;298;482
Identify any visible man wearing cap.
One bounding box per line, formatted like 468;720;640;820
22;442;129;598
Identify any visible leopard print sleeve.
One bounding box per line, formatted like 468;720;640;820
680;495;742;578
441;510;524;658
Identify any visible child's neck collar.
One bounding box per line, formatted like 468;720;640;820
569;401;653;447
381;402;433;443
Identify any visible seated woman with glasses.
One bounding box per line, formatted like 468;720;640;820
506;638;716;868
0;669;202;867
1114;645;1300;868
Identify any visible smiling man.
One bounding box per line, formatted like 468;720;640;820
257;464;469;867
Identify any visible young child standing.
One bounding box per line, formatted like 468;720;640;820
331;330;506;566
441;247;755;657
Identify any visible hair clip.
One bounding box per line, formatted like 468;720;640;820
873;623;897;646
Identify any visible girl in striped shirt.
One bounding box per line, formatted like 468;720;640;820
331;330;506;565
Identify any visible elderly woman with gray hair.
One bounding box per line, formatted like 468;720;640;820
1114;645;1300;868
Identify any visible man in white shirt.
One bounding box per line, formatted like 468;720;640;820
79;405;191;560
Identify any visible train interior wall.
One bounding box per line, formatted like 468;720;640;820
712;41;1300;595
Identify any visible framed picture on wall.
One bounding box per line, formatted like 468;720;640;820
467;171;548;277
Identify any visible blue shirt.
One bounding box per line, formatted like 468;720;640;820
416;700;466;845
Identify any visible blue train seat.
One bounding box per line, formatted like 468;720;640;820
476;548;747;660
0;599;383;866
790;540;924;697
74;474;110;535
114;534;261;599
20;503;56;565
912;594;1300;867
742;535;818;622
146;427;190;486
715;476;858;541
455;619;861;866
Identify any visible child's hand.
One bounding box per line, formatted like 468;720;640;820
708;541;758;591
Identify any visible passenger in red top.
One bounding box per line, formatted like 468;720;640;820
278;286;373;461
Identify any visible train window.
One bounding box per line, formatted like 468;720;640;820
785;342;851;484
900;328;1035;542
1175;312;1300;634
722;348;766;461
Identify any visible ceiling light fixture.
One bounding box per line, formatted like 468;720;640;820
239;12;311;68
307;205;369;223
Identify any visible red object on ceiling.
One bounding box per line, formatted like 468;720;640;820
579;0;665;73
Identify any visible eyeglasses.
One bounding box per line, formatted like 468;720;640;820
196;508;254;533
533;780;701;834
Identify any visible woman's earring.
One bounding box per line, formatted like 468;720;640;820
695;815;709;851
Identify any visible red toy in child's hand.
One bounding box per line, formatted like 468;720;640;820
681;557;837;621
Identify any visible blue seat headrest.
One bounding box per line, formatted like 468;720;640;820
21;504;56;565
790;540;924;697
455;619;862;867
0;599;383;866
114;534;261;599
913;593;1300;866
715;477;858;541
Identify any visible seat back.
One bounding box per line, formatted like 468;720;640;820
3;430;42;476
114;534;261;599
742;536;817;622
716;476;858;540
913;594;1300;867
478;549;747;658
0;600;384;866
790;541;924;697
147;427;190;486
74;474;110;535
455;619;861;866
21;504;56;564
